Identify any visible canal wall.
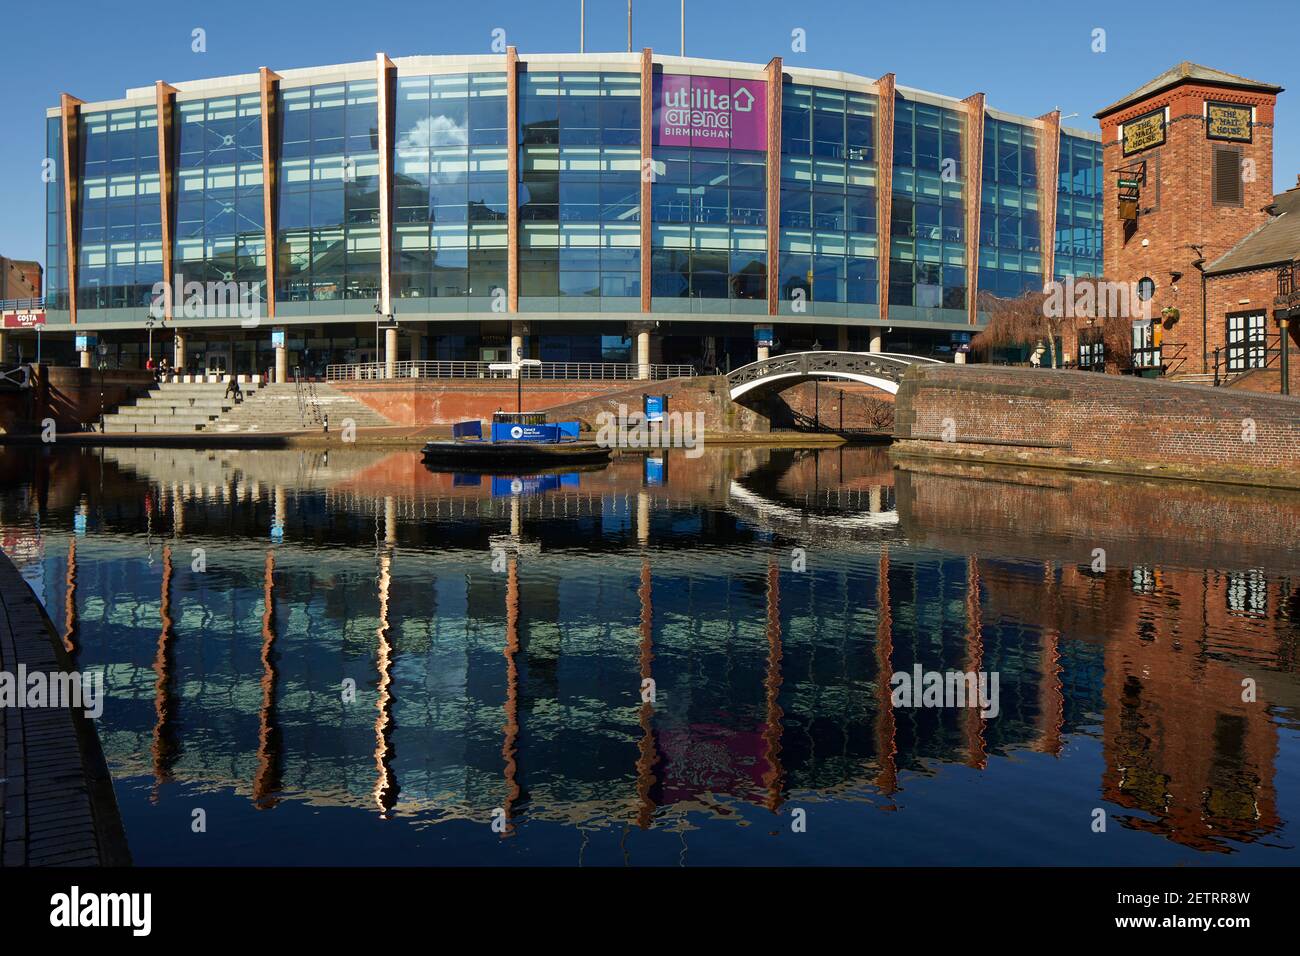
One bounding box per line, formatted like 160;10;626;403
332;377;636;427
0;366;157;434
0;548;130;865
893;365;1300;486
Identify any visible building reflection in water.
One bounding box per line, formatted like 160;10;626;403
0;444;1295;863
150;543;180;802
253;551;283;810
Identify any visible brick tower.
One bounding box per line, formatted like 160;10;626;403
1095;63;1283;373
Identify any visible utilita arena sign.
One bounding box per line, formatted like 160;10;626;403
654;74;767;150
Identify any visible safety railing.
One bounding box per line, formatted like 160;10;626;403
325;361;697;382
0;296;44;312
1213;332;1280;386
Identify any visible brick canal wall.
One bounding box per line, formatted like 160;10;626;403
895;456;1300;574
332;378;631;426
0;366;157;434
893;365;1300;484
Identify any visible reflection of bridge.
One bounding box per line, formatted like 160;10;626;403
726;351;943;399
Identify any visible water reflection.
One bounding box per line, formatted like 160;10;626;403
0;444;1297;865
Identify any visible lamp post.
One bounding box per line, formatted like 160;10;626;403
144;307;162;372
516;359;541;415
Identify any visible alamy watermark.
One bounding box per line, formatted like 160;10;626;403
1041;276;1152;322
890;665;1000;718
151;275;262;327
0;666;104;719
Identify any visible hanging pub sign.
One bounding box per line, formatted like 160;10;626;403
1116;161;1144;222
1122;109;1166;156
1206;102;1253;143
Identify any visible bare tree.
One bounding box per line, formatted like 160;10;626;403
972;288;1056;366
973;277;1140;373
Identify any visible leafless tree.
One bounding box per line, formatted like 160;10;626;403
973;277;1139;373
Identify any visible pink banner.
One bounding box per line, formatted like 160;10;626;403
654;74;767;151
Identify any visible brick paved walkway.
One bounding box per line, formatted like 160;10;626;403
0;550;129;866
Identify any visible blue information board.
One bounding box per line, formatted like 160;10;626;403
645;395;666;423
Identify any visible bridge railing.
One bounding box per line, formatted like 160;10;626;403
726;350;931;393
325;360;697;382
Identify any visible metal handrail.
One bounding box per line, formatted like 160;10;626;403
1213;331;1280;386
726;350;923;395
0;297;44;312
324;361;696;382
1277;262;1298;306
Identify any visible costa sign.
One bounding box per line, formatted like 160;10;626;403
654;74;767;151
2;310;45;329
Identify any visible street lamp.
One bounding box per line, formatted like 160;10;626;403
144;304;163;372
516;359;541;415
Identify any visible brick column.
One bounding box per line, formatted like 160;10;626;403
155;83;178;322
961;93;986;325
640;48;653;313
59;94;84;325
376;54;396;316
875;74;896;332
1037;110;1062;292
765;58;782;316
507;46;520;313
259;68;281;320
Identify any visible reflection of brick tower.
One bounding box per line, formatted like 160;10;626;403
1099;567;1281;852
1096;63;1283;371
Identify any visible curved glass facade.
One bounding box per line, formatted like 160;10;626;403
1055;133;1104;280
77;105;161;320
277;81;380;313
179;95;265;305
41;54;1102;368
779;83;878;318
392;72;509;311
520;71;641;312
980;114;1042;299
892;98;966;319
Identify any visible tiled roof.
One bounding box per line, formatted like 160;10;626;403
1095;62;1283;118
1205;188;1300;275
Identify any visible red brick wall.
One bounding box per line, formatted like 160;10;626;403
1100;81;1279;370
334;379;636;426
0;257;42;300
894;365;1300;472
1204;266;1299;391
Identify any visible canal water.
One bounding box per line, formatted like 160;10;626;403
1;444;1297;866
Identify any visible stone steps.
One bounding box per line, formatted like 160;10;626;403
101;382;266;433
200;384;394;433
98;381;393;435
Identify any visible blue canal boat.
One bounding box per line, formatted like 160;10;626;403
420;411;612;468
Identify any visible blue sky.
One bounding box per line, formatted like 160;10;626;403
2;0;1295;270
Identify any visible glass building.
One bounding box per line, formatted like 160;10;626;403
35;52;1102;375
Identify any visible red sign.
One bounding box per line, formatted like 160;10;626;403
2;311;46;329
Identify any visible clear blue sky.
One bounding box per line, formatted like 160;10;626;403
2;0;1295;271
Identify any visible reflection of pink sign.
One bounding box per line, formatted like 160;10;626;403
2;311;45;329
654;74;767;151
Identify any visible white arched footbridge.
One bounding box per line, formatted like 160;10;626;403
726;351;943;400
